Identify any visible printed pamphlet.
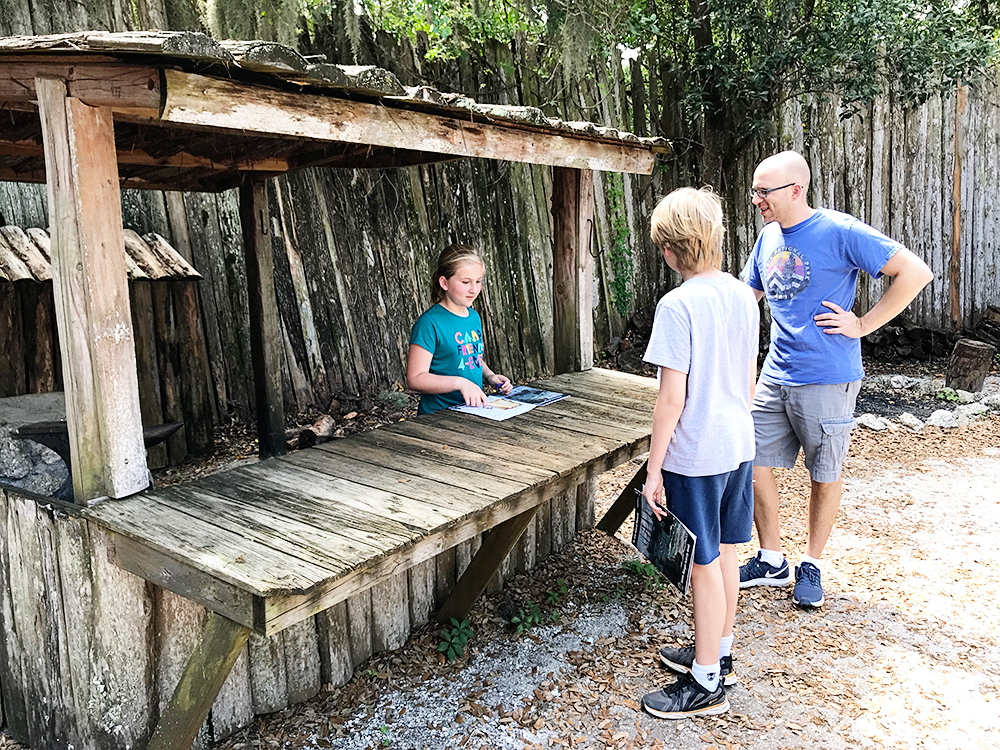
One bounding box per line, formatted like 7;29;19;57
632;487;697;595
448;385;569;421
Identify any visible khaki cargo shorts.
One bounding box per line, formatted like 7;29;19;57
751;380;861;484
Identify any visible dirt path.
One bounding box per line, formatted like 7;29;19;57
206;418;1000;750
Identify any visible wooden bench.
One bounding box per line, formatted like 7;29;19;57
81;367;656;750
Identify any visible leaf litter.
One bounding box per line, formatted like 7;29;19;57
206;409;1000;750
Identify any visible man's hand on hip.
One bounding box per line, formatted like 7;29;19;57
814;301;865;338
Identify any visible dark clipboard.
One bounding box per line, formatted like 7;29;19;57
632;487;697;595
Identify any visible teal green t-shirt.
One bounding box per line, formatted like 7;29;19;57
409;304;485;414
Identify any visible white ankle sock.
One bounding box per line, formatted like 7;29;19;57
800;554;821;569
719;635;734;659
759;548;784;567
692;660;721;692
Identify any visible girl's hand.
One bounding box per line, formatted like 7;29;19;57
642;471;666;521
490;373;513;395
457;379;489;407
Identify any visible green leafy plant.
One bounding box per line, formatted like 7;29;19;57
546;577;569;605
377;389;409;411
622;559;663;591
937;387;961;403
511;602;543;634
380;724;391;747
438;617;474;661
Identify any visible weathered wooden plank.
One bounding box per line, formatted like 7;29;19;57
437;506;538;623
131;282;167;469
247;632;287;715
0;62;161;114
315;600;352;688
35;77;148;501
209;641;252;744
107;531;256;628
345;588;373;669
408;558;435;627
370;571;410;652
552;167;595;373
147;613;252;750
161;70;657;175
576;476;597;531
433;545;456;609
154;589;211;750
282;617;321;705
239;177;285;458
596;460;646;535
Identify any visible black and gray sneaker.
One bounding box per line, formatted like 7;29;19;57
641;674;729;719
658;645;736;686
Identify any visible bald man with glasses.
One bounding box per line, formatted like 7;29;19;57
739;151;932;608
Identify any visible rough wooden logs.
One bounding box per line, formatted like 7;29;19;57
946;338;996;393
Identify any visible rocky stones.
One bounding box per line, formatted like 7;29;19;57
857;413;889;431
926;410;959;429
897;412;926;432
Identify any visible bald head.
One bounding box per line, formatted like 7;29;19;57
756;151;811;190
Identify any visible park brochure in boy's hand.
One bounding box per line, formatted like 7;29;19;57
632;487;697;595
448;385;569;421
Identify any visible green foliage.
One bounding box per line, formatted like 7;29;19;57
937;387;961;402
546;577;569;605
622;558;663;591
355;0;544;60
605;173;634;318
438;617;474;661
380;724;391;747
511;602;543;634
377;389;409;410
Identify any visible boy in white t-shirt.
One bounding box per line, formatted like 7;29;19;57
639;187;760;719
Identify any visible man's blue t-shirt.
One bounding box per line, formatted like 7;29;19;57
741;209;902;386
409;304;485;414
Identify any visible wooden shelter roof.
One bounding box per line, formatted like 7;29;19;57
0;225;200;281
0;31;670;192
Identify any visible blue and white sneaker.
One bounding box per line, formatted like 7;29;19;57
792;562;825;607
739;552;792;588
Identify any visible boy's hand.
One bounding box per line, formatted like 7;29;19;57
642;473;666;521
457;379;489;407
491;374;513;395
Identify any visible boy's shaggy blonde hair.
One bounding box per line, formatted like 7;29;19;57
431;244;484;303
650;187;725;273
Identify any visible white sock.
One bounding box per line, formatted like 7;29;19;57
692;660;721;692
719;635;734;659
759;548;784;567
800;554;822;569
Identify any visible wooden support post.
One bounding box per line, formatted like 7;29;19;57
35;76;149;502
146;612;252;750
595;460;647;536
239;177;285;457
552;167;595;374
436;506;538;623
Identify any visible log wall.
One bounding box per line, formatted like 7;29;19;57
0;479;595;749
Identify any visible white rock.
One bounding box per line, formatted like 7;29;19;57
926;409;959;428
882;419;900;431
955;402;987;420
897;412;925;432
889;375;910;389
955;389;977;404
979;393;1000;410
857;413;888;431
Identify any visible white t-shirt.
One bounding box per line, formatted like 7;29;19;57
642;274;759;477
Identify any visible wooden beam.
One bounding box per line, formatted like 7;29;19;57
0;62;161;116
552;167;595;374
0;136;288;173
436;506;539;624
35;76;149;502
239;177;285;458
950;81;967;331
145;612;251;750
595;460;646;536
162;70;657;175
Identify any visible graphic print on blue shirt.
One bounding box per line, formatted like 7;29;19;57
764;247;811;300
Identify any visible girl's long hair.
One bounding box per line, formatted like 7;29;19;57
431;244;484;303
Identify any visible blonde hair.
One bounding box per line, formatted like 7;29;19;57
431;244;484;303
650;187;725;273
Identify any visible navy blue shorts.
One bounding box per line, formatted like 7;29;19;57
662;461;754;566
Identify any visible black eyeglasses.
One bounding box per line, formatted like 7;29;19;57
748;183;795;200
